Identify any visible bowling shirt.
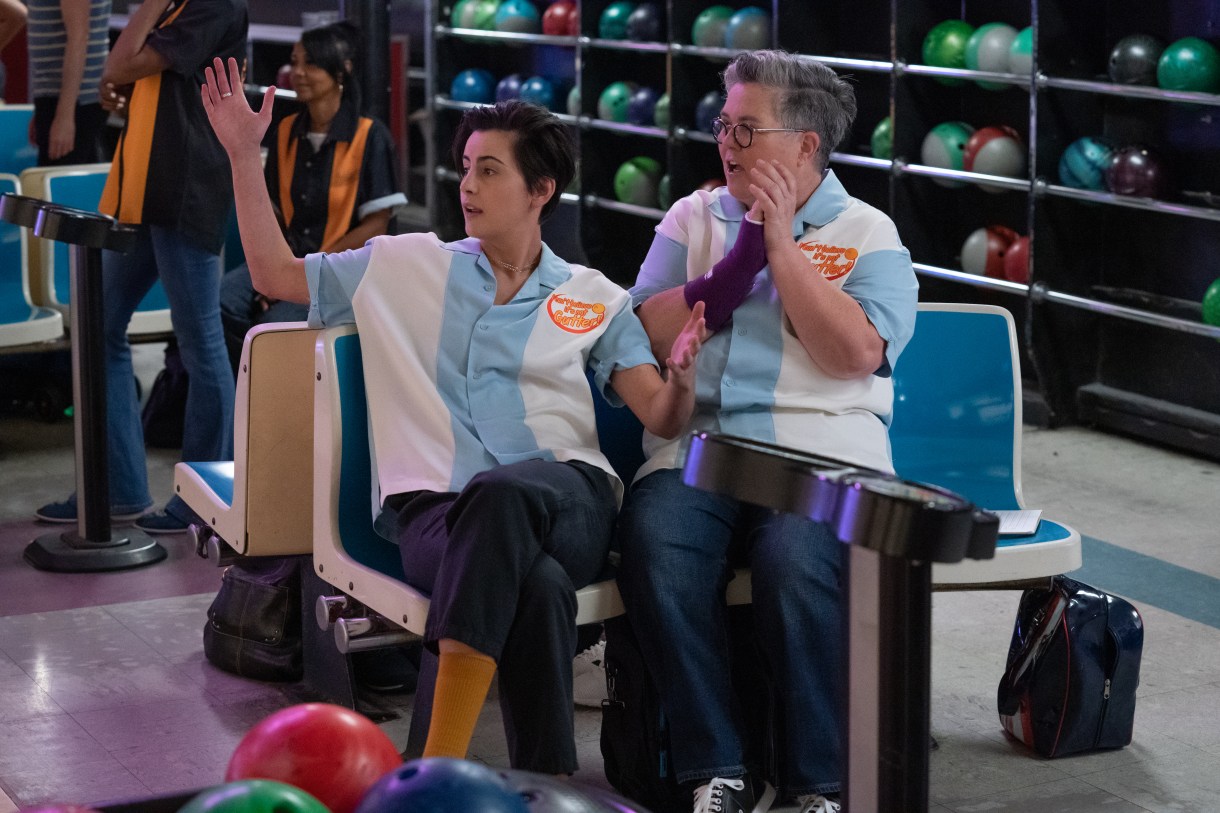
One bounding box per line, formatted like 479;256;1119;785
98;0;248;253
631;170;918;477
306;233;658;504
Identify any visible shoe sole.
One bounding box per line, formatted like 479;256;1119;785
137;524;189;536
35;511;148;524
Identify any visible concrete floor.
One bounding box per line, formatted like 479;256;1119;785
1;374;1218;811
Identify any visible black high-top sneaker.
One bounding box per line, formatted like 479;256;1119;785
691;775;776;813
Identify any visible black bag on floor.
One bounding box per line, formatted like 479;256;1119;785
997;575;1143;758
141;338;189;449
600;608;773;813
203;557;303;682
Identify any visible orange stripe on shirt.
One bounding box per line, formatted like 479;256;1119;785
323;117;373;250
276;113;299;227
99;72;161;223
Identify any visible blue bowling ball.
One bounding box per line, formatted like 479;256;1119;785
1058;136;1114;191
494;0;541;33
355;759;528;813
725;6;770;50
495;73;523;102
625;3;662;41
519;75;557;110
450;69;496;104
694;90;724;134
627;86;660;126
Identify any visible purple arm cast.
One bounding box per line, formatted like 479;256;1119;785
683;218;766;331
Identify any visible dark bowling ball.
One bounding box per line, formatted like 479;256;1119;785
1108;34;1165;85
498;769;654;812
626;86;660;125
356;759;529;813
1105;145;1169;199
694;90;724;134
625;3;662;41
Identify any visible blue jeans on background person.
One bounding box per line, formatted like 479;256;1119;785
616;468;845;800
100;225;235;520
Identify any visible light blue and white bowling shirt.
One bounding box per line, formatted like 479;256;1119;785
631;170;918;476
306;233;657;503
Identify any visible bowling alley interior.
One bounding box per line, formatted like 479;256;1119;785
2;1;1220;812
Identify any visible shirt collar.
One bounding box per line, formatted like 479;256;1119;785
446;237;570;299
707;169;852;238
290;98;360;144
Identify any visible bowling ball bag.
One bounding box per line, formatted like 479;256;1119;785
601;607;773;813
997;575;1143;758
204;557;305;681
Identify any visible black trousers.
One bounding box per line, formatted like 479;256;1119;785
385;458;617;774
33;97;106;166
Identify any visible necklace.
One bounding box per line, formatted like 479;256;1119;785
487;248;542;275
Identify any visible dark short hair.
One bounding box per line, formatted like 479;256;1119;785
300;21;362;111
451;100;576;224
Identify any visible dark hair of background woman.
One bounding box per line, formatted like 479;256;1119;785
300;21;363;112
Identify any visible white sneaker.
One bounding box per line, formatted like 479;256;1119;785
573;639;608;707
796;793;840;813
692;775;775;813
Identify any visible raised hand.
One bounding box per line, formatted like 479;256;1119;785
747;158;800;253
201;56;275;158
666;300;706;386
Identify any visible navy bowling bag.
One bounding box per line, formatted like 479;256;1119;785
997;575;1144;758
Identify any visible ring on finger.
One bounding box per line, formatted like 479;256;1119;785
221;91;233;98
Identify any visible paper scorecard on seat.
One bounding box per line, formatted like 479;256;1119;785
993;509;1042;536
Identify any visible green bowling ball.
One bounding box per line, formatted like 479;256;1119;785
598;1;636;40
691;5;734;47
1203;277;1220;328
614;156;663;208
870;116;892;159
654;92;670;128
597;81;638;122
1156;36;1220;93
453;0;499;29
566;85;581;117
922;19;975;86
180;782;329;813
1009;25;1034;75
658;173;672;209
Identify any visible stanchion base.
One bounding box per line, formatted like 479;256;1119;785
25;528;168;572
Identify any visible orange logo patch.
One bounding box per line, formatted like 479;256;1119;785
798;241;858;281
547;293;606;334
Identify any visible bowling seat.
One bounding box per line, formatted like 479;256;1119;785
0;172;65;348
0;105;39;176
20;163;173;339
172;322;318;559
893;303;1081;587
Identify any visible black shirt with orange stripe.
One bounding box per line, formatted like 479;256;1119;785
266;99;403;256
100;0;248;254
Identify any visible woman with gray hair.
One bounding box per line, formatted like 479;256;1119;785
617;49;918;813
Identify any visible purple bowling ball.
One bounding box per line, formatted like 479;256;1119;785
496;73;524;102
1105;145;1169;199
626;86;660;126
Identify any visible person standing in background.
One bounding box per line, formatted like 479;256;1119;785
34;0;248;532
0;0;26;100
28;0;112;164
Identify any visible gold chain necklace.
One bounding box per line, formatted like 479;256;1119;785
487;248;542;275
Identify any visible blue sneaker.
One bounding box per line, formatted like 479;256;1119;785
134;510;191;535
35;499;148;524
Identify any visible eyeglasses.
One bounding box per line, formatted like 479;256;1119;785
711;118;807;149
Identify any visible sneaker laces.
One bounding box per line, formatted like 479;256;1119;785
693;777;745;813
797;793;841;813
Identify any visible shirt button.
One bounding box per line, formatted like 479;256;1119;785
472;372;482;379
725;378;735;387
737;327;746;336
303;228;311;235
305;160;312;167
479;324;489;330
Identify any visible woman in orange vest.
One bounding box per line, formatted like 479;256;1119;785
220;20;404;372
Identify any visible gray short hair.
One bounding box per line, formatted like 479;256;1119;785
723;50;857;171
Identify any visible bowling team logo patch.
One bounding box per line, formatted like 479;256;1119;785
547;293;606;333
798;241;858;280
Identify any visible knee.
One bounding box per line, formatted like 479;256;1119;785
517;555;576;623
462;466;539;513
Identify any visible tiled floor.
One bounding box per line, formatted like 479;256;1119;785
1;397;1219;811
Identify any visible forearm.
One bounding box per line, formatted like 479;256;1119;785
231;149;307;303
769;243;885;378
103;0;171;86
0;0;27;51
56;6;88;112
609;364;695;440
636;287;694;366
321;209;391;254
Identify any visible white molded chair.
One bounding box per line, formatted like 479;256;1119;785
0;172;64;347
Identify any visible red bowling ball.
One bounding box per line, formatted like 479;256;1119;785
541;0;578;36
226;703;402;813
960;225;1019;279
276;63;294;90
1003;234;1030;284
962;125;1026;179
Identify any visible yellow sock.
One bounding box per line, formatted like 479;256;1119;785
422;649;497;759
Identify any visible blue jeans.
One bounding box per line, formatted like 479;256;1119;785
616;469;845;798
99;225;234;517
